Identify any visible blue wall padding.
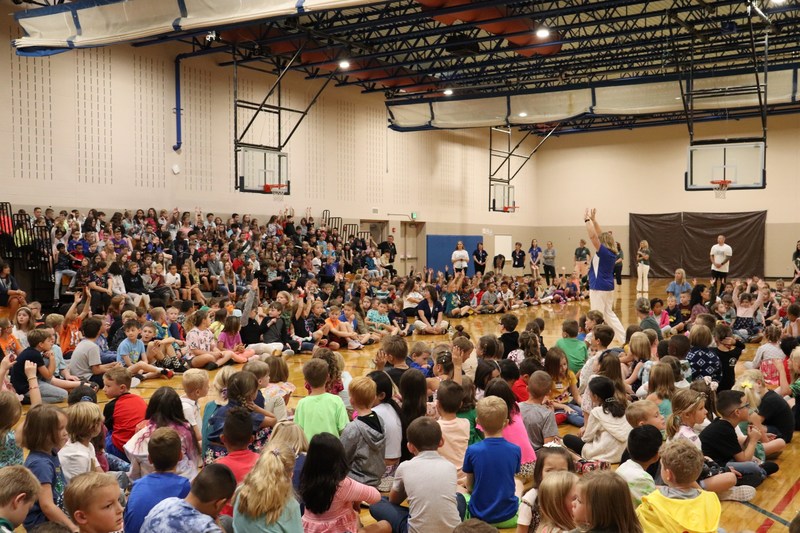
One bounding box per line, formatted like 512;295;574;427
425;235;484;276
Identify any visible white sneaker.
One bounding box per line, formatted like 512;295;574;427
347;339;364;350
718;485;756;502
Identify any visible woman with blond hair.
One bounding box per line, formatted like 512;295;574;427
232;445;302;531
584;209;624;343
636;240;651;294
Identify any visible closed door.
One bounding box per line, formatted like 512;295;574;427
401;222;424;276
494;234;513;265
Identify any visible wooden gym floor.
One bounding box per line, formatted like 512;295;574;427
42;278;799;532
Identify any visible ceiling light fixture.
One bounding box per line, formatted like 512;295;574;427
443;88;454;96
536;26;551;38
338;60;350;69
518;112;528;117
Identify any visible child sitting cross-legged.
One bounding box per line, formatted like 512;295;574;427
463;396;520;529
117;320;174;381
637;438;722;532
436;380;470;479
369;416;465;533
64;471;123;533
0;465;40;533
124;427;191;533
102;367;146;462
572;471;643;533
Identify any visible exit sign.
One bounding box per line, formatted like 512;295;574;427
411;212;417;220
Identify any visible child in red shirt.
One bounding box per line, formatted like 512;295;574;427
215;407;260;517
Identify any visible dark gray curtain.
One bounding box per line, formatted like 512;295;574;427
629;211;766;278
628;213;683;278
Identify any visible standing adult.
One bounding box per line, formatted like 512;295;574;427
613;241;624;287
0;261;26;318
510;242;526;278
473;242;488;275
529;239;542;279
378;235;397;276
636;240;651;294
574;239;591;278
710;235;733;296
585;209;625;343
451;241;469;274
542;242;557;285
791;241;800;284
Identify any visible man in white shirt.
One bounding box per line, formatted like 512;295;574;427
710;235;733;295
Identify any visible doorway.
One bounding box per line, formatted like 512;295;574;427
359;220;388;246
400;222;425;276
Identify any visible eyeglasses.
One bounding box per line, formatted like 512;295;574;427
737;402;751;411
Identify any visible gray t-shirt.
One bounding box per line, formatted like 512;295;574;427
543;248;556;267
520;402;559;450
68;339;101;380
393;451;461;533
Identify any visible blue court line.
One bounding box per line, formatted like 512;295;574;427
741;501;791;527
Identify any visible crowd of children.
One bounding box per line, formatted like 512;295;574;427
1;206;800;532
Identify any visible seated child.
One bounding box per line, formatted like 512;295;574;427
615;425;660;506
517;445;575;533
206;371;277;462
217;316;257;364
124;428;191;533
243;360;288;421
563;377;632;463
184;310;234;370
544;347;583;427
295;359;349;441
10;329;68;404
555;319;588;373
64;471;123;533
340;377;386;488
58;402;104;483
636;439;722;532
141;320;186;373
0;465;40;533
699;390;777;489
117;320;173;381
102;367;147;461
499;314;520;358
519;371;559;451
67;318;120;390
436;381;470;477
463;396;520;528
180;370;210;445
369;417;464;532
407;341;432;377
215;407;260;518
139;463;237;533
747;325;785;388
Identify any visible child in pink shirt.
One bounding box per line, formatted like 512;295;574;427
217;316;257;363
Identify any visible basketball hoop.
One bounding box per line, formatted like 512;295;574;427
502;205;520;213
264;184;287;202
710;180;731;199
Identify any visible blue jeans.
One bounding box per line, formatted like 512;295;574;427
726;461;766;487
370;494;466;533
558;403;584;427
105;433;128;462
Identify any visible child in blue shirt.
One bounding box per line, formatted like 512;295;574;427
116;320;172;381
124;427;192;533
463;396;520;528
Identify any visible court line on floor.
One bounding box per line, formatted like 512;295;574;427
742;502;789;530
755;476;800;532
